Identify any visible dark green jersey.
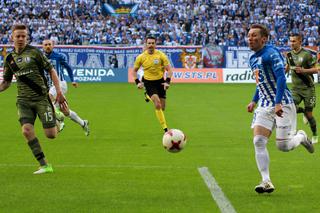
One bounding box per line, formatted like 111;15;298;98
3;45;53;100
286;48;317;89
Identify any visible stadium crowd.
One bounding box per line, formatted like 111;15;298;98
0;0;319;46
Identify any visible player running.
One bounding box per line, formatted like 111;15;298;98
0;24;67;174
286;33;319;143
246;24;314;194
133;35;173;132
42;39;89;136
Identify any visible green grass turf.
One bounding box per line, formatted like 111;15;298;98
0;83;319;213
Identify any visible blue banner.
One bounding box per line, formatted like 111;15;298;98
71;68;128;82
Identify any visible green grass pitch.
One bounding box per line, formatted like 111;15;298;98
0;83;319;213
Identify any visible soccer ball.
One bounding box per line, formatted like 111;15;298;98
162;129;187;153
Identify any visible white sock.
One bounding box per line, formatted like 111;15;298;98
288;133;304;149
276;132;304;151
68;110;85;127
253;135;270;182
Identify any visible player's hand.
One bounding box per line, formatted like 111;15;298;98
137;82;144;89
55;92;67;105
59;100;69;112
247;102;256;113
275;104;283;117
295;66;303;73
162;82;170;90
72;82;79;88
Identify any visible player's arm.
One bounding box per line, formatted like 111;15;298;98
48;68;66;107
271;52;286;117
60;55;78;87
295;53;318;74
163;64;172;90
247;88;258;113
162;53;172;90
284;57;290;73
0;80;11;92
133;56;143;89
296;66;319;74
0;60;13;92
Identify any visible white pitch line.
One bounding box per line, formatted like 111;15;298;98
198;167;237;213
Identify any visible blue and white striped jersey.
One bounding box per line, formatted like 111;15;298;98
45;51;74;86
249;45;293;107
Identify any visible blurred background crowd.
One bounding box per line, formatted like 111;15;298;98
0;0;319;46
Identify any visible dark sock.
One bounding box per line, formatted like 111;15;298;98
28;138;46;166
297;107;304;113
308;117;317;136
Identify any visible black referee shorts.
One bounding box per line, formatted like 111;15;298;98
143;77;166;99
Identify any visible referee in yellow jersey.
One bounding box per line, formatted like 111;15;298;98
133;35;173;132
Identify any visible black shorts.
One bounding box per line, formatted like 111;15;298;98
143;78;166;99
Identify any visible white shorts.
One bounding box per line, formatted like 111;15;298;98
49;80;68;98
251;103;297;140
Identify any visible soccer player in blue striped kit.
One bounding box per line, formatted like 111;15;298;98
246;24;314;194
42;39;89;136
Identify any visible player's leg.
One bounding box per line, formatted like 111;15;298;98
37;98;59;139
58;81;89;135
305;110;318;143
17;100;53;174
144;92;151;102
292;89;303;113
304;89;317;143
275;103;314;153
151;94;168;132
251;107;274;193
145;79;168;132
68;109;90;136
49;85;65;131
58;101;89;136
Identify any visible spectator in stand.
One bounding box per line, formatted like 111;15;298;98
0;0;319;46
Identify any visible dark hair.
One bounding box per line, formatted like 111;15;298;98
289;33;303;40
145;34;156;41
250;24;269;38
12;24;28;32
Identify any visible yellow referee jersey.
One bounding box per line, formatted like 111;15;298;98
134;49;169;80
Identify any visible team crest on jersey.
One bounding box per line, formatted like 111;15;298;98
180;48;201;69
17;57;23;63
153;59;160;65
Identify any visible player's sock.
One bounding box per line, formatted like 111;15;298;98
296;107;304;113
69;110;85;127
155;109;167;131
28;137;46;166
144;92;151;102
290;130;309;147
253;135;270;182
308;117;317;136
276;132;303;151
